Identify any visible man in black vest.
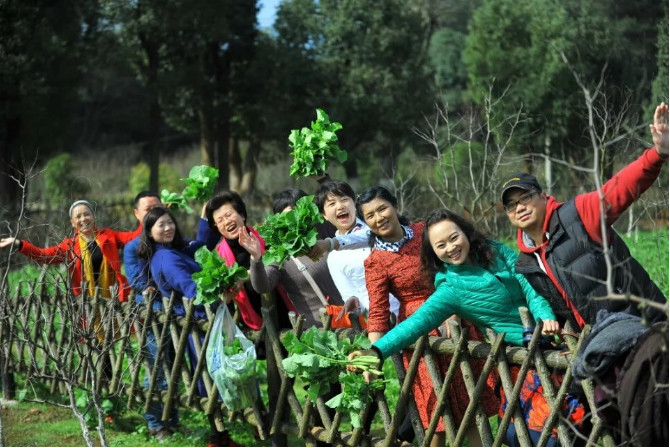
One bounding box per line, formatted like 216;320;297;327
500;102;668;330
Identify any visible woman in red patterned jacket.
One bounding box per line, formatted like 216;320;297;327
357;186;498;446
0;199;140;302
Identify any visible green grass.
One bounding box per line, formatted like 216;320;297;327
621;229;669;295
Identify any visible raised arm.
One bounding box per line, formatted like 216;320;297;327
575;103;669;244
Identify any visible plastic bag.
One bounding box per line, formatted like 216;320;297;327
206;304;257;411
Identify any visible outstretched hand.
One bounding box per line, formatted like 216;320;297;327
651;102;668;157
0;238;17;250
238;226;262;261
306;239;330;260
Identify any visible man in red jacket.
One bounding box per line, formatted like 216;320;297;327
500;102;668;330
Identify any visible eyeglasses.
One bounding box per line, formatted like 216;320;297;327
504;191;537;213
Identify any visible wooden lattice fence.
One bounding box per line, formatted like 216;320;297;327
0;281;615;447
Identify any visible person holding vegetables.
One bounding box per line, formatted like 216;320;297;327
136;206;241;447
312;179;400;320
350;207;589;445
206;191;264;330
351;186;499;447
240;188;344;330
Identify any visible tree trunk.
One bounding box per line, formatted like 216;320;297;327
214;42;231;191
229;138;242;191
199;109;214;167
145;41;161;193
0;93;22;210
199;44;217;167
239;135;262;194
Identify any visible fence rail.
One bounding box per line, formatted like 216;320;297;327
0;282;615;446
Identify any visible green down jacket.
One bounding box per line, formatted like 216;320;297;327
375;241;555;358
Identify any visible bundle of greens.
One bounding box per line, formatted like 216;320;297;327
159;165;219;214
192;246;249;305
281;327;385;428
256;195;324;268
182;165;219;201
160;189;193;214
223;338;244;356
288;109;348;178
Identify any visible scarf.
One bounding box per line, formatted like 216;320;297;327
373;224;413;252
78;233;114;299
216;227;265;330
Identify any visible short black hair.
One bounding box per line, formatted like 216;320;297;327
356;185;410;226
134;191;160;208
314;180;356;213
355;185;410;246
205;191;247;229
272;188;308;214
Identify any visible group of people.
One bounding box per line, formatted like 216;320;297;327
1;102;667;446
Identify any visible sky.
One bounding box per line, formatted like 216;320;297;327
257;0;281;29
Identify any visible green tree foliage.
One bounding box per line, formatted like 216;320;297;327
464;0;664;170
273;0;434;178
425;0;480;111
128;162;181;194
650;7;669;107
43;154;91;205
0;0;83;207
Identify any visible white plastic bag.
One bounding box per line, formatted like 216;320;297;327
206;304;257;411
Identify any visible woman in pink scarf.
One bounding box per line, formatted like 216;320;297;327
205;191;295;331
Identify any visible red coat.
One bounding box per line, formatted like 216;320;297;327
19;225;141;301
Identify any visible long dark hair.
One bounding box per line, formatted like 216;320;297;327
420;209;495;281
355;186;410;246
205;191;248;230
137;207;187;260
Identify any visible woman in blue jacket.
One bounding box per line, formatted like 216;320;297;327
137;206;241;446
351;209;585;446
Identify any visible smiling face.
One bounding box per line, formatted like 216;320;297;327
150;213;176;244
212;203;246;240
428;219;472;266
134;196;162;224
503;188;548;235
70;204;96;236
322;193;357;234
360;198;404;242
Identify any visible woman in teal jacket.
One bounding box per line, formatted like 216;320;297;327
374;209;557;351
351;209;587;446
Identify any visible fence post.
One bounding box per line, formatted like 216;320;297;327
261;292;286;447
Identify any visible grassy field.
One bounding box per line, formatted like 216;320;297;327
3;359;400;447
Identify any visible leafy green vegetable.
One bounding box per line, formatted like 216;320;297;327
281;327;385;428
288;109;348;178
181;165;219;201
160;189;193;214
159;165;218;214
257;195;324;268
192;246;249;305
223;338;244;356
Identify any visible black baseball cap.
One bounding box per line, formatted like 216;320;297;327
500;173;542;203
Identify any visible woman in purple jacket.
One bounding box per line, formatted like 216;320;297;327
137;206;240;446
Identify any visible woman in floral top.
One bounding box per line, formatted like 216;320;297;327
357;186;498;446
